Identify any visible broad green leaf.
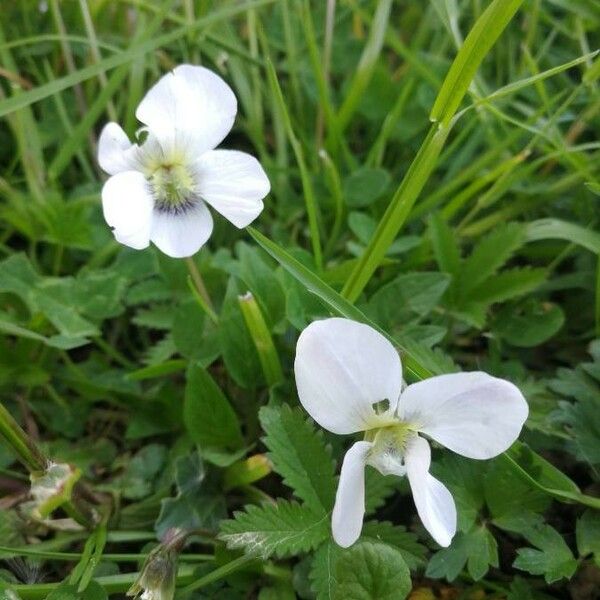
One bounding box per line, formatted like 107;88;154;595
259;405;335;514
484;458;550;520
426;527;498;582
219;500;329;559
118;444;167;500
502;442;600;509
184;363;244;454
433;455;486;532
218;277;263;388
430;0;525;124
155;452;225;539
309;542;341;600
332;541;411;600
493;300;565;347
343;168;391;208
361;522;426;570
470;267;546;305
513;523;577;583
172;299;205;359
576;510;600;565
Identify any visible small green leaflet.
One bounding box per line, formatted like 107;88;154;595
259;405;336;514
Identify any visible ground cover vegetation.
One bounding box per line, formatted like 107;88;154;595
0;0;599;598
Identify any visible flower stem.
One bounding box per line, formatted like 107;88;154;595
0;401;47;472
185;256;218;324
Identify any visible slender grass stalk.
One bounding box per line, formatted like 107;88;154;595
78;0;117;120
0;402;46;472
265;59;323;271
341;122;451;301
185;257;218;324
180;554;256;594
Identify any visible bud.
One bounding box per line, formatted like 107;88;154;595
127;530;185;600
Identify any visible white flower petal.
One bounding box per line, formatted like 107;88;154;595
98;123;142;175
294;318;403;434
405;436;456;547
332;441;372;548
398;372;528;459
136;64;237;157
194;150;270;228
149;202;213;258
102;171;153;250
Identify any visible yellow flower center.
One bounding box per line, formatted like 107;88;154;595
365;422;415;476
150;162;195;209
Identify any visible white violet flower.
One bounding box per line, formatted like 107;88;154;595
294;318;528;548
98;64;270;258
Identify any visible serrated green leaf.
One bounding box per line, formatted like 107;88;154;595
219;500;329;559
259;405;335;513
459;223;525;296
429;212;461;277
513;523;577;583
361;521;426;570
576;510;600;565
426;527;498;582
309;541;341;600
470;267;546;305
332;541;411;600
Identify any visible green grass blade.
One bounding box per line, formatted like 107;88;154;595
0;0;275;118
524;218;600;255
247;227;432;381
430;0;524;125
341;123;452;302
265;60;323;270
336;0;393;133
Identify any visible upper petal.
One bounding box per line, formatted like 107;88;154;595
149;202;213;258
332;441;372;548
194;150;270;228
294;318;403;435
101;171;154;250
398;372;528;460
98;123;142;175
405;435;456;547
136;64;237;157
